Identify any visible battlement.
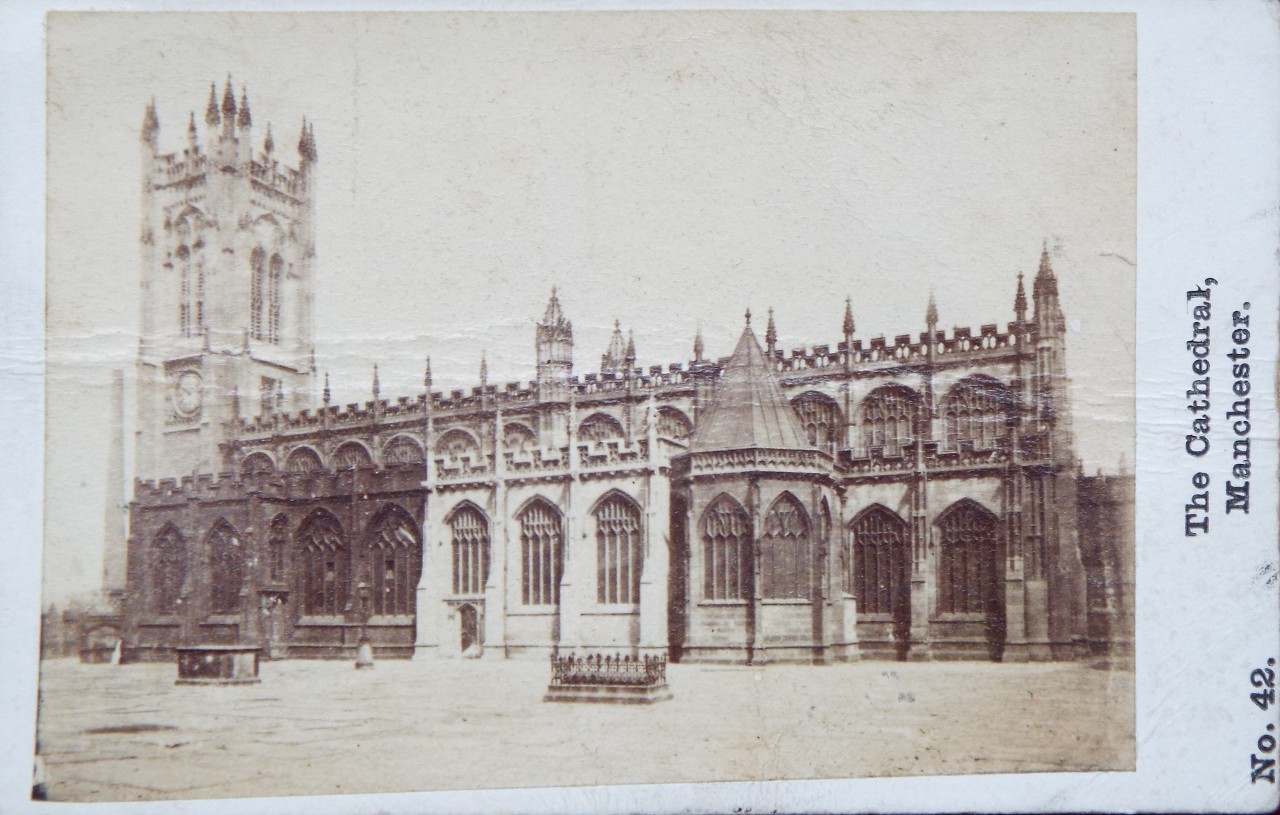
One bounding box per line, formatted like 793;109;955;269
769;321;1031;374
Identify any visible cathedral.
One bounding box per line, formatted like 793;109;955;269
118;82;1125;666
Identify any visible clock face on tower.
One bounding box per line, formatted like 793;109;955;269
172;371;203;419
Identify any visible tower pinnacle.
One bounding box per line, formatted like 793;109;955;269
372;363;380;399
237;88;251;129
221;77;237;120
842;296;855;337
693;324;705;362
204;83;220;127
323;371;331;405
1014;271;1028;323
141;98;159;143
765;307;777;354
424;356;433;389
925;291;938;328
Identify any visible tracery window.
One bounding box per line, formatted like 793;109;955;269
450;504;490;596
367;506;421;616
578;412;625;442
937;501;1001;615
434;428;480;458
791;392;843;455
656;407;693;443
519;499;563;605
595;493;643;604
297;510;348;616
250;247;266;341
861;385;921;455
332;442;374;471
382;436;425;467
268;253;283;344
240;452;275;477
850;506;909;614
701;495;751;601
941;377;1013;450
267;514;288;583
502;423;537;454
760;493;811;600
207;520;245;615
150;525;186;614
284;447;323;474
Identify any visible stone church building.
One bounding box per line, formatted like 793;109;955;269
119;83;1126;665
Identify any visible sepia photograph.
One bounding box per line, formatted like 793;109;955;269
34;8;1142;805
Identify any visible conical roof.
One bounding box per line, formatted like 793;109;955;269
691;324;810;452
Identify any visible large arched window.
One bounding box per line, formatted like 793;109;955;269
791;392;844;456
449;503;490;596
284;447;323;474
150;525;186;614
941;377;1014;450
332;442;374;471
241;452;276;477
502;423;537;454
578;412;625;442
297;510;348;616
850;506;909;615
267;514;289;583
760;493;811;600
268;253;283;344
595;493;643;604
656;407;693;443
937;501;1002;614
382;436;425;467
207;520;245;615
176;244;193;337
250;247;266;341
434;428;480;458
861;384;922;455
701;494;751;601
367;505;421;616
519;499;563;605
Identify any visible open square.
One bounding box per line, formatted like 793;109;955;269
37;657;1134;802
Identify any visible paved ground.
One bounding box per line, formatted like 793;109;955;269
35;656;1134;802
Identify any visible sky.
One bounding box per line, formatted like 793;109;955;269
43;10;1136;605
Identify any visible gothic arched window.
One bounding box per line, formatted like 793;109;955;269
284;447;323;474
250;247;266;341
268;253;283;344
502;423;537;454
434;428;480;458
595;493;643;604
850;506;909;615
297;510;348;616
367;505;421;616
240;452;275;477
382;436;425;467
207;520;245;615
449;503;490;596
578;412;625;442
656;407;693;443
176;244;193;337
791;392;844;456
267;514;289;583
760;493;811;600
150;525;185;614
519;499;563;605
941;377;1014;450
332;442;374;471
861;384;922;455
701;494;751;601
937;500;1001;614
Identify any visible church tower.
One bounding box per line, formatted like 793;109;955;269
135;81;317;478
535;287;573;398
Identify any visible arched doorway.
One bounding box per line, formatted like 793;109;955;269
937;500;1005;661
458;603;481;657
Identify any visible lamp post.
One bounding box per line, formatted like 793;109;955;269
354;580;374;669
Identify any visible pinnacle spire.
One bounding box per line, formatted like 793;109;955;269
263;123;274;155
479;352;488;387
925;291;938;327
204;83;220;127
765;307;777;352
424;356;433;389
141;98;159;142
372;363;380;398
842;296;855;337
541;286;566;326
237;88;251;129
1014;271;1028;321
298;117;316;163
323;372;331;404
221;76;237;119
693;324;705;362
744;307;752;326
625;329;636;365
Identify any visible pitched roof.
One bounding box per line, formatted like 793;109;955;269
691;324;811;452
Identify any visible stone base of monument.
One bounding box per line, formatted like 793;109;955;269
542;653;672;705
175;645;261;686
